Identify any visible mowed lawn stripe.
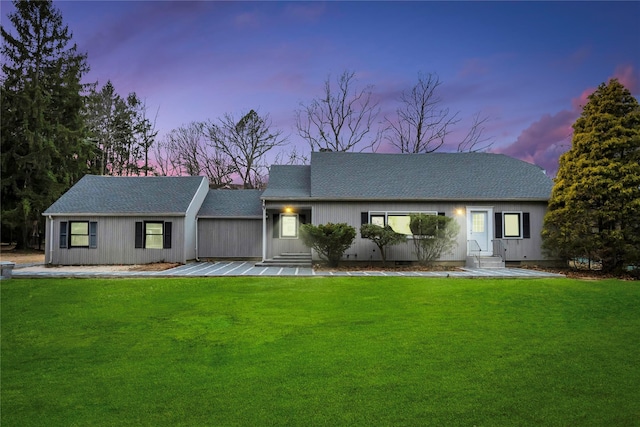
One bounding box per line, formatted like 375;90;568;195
2;277;638;426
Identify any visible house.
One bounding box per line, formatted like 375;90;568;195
196;189;263;260
261;152;554;266
43;152;554;267
43;175;208;265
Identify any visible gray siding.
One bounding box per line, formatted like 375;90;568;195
493;202;547;261
45;216;186;265
264;206;311;258
198;219;262;258
311;201;464;262
266;200;549;263
183;179;210;260
269;237;309;258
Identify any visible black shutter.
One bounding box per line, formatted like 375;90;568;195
272;214;280;238
523;213;531;239
135;222;143;248
494;212;503;239
361;212;369;225
60;221;68;248
163;222;172;249
89;222;97;249
437;212;445;216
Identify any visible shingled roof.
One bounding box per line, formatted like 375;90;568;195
197;189;263;218
309;152;552;200
263;152;553;201
44;175;208;215
261;165;311;199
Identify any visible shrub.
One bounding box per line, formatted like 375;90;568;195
300;223;356;267
409;214;459;266
360;224;406;266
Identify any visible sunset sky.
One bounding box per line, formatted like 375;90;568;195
2;0;639;175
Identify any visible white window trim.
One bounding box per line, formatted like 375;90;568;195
145;221;164;249
502;211;523;239
368;211;438;237
279;213;299;239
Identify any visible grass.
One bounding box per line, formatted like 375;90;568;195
2;277;639;426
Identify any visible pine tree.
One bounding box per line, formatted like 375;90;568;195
1;0;94;248
542;79;640;273
86;82;158;176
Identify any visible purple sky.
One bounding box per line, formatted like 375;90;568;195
2;1;639;175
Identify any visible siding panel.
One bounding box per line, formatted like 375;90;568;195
265;200;549;263
47;216;186;265
198;219;262;258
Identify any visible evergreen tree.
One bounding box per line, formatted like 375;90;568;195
85;82;156;176
542;79;640;273
300;223;356;268
1;0;94;248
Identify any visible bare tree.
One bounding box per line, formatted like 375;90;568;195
152;137;174;177
456;111;494;152
295;70;382;152
384;72;457;153
385;72;493;153
153;122;234;187
165;122;206;176
273;145;309;166
205;110;286;189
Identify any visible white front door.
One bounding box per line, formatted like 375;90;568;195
468;209;492;255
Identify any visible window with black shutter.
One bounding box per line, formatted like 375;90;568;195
59;221;68;248
135;221;171;249
89;222;98;249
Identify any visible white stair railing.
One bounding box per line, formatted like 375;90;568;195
467;240;482;268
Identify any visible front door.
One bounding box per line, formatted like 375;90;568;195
468;209;492;255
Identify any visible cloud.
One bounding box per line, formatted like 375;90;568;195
492;110;575;176
493;64;639;176
284;3;327;22
458;58;491;77
613;64;639;93
552;46;591;70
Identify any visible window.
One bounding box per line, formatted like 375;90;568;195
472;212;485;233
370;215;385;227
280;214;298;238
361;211;442;235
70;222;89;247
135;221;172;249
388;214;413;235
273;212;307;239
495;212;530;239
503;213;521;238
145;222;164;249
59;221;97;249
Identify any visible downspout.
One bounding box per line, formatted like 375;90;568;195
195;217;199;262
262;200;267;262
48;215;54;264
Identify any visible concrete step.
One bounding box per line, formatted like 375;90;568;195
466;256;505;269
278;253;312;259
256;253;312;268
255;261;311;267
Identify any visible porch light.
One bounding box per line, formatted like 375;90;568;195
284;207;293;213
455;208;465;216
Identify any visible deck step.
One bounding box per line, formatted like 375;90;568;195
256;253;312;268
466;256;505;269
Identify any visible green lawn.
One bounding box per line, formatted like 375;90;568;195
2;277;639;426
